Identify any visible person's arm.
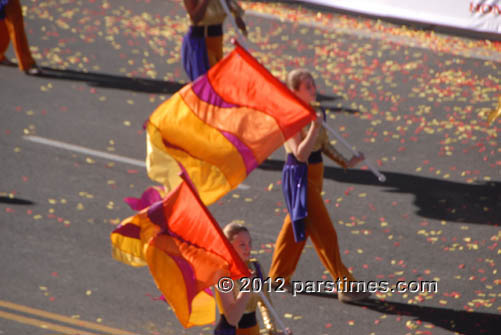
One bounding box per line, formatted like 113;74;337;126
346;152;365;168
218;287;252;326
320;123;366;169
322;140;365;169
227;0;244;17
321;139;349;169
227;0;246;35
183;0;210;24
235;15;247;36
286;114;322;162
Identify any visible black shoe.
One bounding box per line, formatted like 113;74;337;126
0;58;16;66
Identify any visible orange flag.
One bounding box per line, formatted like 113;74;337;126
146;42;316;205
111;179;250;327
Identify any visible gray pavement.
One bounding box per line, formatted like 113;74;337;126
1;1;500;335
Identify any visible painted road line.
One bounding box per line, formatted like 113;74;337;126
23;135;251;190
24;135;146;168
0;310;99;335
0;300;138;335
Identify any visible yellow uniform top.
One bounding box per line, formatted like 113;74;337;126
284;119;349;168
214;262;261;313
214;260;276;333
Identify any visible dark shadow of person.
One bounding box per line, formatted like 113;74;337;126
353;298;501;335
36;67;185;94
259;159;500;225
316;92;342;102
315;93;359;115
0;196;34;205
289;290;500;335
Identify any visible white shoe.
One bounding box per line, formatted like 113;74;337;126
337;290;371;303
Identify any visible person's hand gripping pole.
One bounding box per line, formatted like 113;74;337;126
322;121;386;182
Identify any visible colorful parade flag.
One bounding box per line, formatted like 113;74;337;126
123;185;168;211
111;179;250;327
146;43;316;205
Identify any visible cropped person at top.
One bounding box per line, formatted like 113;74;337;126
0;0;40;75
182;0;246;81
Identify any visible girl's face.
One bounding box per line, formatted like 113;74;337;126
295;76;317;104
231;231;252;262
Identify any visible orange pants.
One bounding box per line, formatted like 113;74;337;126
269;162;356;285
0;0;35;71
205;35;223;68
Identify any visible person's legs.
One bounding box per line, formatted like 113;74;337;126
306;199;356;283
307;163;370;302
3;0;35;71
305;163;356;283
0;20;11;62
268;214;306;285
205;35;223;67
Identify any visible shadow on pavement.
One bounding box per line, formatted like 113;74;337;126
259;159;501;225
316;92;342;103
356;298;500;335
315;93;360;114
0;196;34;205
323;106;359;114
36;67;186;94
291;290;499;334
32;68;357;113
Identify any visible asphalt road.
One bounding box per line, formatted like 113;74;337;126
1;1;500;335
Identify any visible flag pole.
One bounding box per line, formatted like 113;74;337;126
322;121;386;182
219;0;250;50
257;291;289;334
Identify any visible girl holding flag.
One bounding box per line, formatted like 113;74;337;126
216;222;291;335
268;69;370;303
